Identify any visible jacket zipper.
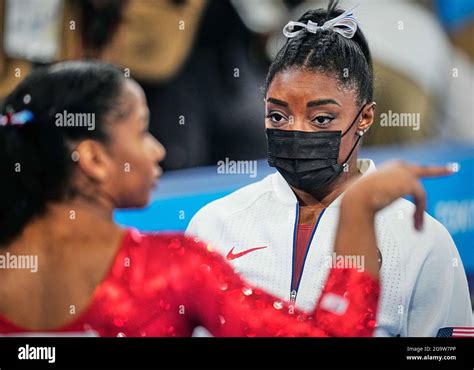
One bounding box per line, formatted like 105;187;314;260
290;203;326;305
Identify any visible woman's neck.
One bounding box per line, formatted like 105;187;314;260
7;197;121;253
292;158;362;209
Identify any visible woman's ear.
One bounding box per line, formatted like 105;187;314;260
74;140;113;184
357;102;376;134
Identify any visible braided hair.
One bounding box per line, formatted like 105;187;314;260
265;0;373;105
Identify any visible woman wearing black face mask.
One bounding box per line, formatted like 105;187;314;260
266;101;373;198
1;60;450;339
187;0;472;337
0;60;383;338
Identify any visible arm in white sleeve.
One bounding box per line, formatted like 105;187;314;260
406;226;472;336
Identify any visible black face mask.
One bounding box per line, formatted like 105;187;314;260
266;105;365;196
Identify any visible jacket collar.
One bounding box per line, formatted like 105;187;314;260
271;159;377;207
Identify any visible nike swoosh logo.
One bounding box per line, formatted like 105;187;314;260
226;246;268;261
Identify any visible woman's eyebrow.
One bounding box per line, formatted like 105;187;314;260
266;97;289;107
307;98;341;107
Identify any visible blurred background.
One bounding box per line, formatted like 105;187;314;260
0;0;473;307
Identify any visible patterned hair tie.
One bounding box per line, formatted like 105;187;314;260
283;5;358;40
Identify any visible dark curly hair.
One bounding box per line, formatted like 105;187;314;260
264;0;373;105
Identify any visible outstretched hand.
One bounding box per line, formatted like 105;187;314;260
344;161;456;230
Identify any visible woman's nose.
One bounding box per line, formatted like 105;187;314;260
153;138;166;163
287;115;313;132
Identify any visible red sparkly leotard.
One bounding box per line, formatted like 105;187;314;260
0;229;379;337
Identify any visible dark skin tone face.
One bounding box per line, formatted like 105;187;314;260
73;78;166;211
0;72;372;329
265;69;375;223
0;79;167;330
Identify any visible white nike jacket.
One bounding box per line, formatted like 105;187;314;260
186;159;473;336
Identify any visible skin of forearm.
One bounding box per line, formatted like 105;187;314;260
334;194;380;279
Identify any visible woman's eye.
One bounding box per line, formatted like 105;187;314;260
266;112;287;125
311;115;334;127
